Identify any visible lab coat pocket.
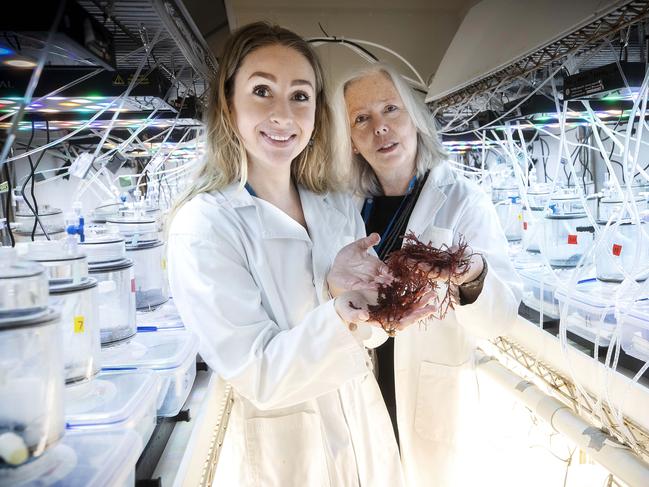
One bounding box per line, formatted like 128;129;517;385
414;361;462;443
245;411;331;486
419;226;453;249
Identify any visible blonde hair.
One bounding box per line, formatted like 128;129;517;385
171;22;339;218
334;63;448;196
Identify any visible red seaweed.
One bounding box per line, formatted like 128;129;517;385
369;232;472;336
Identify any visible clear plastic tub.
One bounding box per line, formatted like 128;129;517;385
0;309;64;468
0;429;141;487
555;279;620;347
543;214;593;267
521;207;544;252
64;370;159;453
595;220;649;282
136;299;184;332
620;301;649;361
100;330;198;417
495;196;522;241
24;241;88;282
519;267;563;319
81;234;137;346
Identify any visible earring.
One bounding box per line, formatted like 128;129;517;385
352;146;359;154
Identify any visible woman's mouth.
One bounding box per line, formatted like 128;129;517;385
377;142;398;153
261;131;297;147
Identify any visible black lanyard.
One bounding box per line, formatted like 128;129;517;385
362;173;427;259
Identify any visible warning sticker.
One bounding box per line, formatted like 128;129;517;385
567;234;578;245
523;222;528;230
612;244;622;256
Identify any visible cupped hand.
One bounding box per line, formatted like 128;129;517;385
327;233;393;298
419;248;484;286
335;288;439;334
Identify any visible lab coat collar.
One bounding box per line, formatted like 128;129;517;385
408;162;456;237
212;182;345;242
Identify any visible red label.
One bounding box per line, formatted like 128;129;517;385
523;222;528;230
567;234;578;245
131;278;136;293
612;244;622;256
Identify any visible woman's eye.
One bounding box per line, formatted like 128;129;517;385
253;85;270;97
292;91;310;102
354;114;368;125
385;105;398;113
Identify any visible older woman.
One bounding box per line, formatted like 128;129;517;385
336;64;523;486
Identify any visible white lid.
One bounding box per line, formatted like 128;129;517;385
24;240;86;263
65;370;158;428
512;252;544;271
555;279;619;310
0;430;140;487
79;234;126;264
101;330;198;371
518;266;560;290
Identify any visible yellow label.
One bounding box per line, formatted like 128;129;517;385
517;213;523;221
74;316;85;333
161;258;167;271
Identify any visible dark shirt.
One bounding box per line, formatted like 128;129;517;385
364;194;410;447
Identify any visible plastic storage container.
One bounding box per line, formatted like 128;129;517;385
519;267;564;319
495;196;522;241
595;219;649;282
107;218;169;310
527;183;552;209
620;301;649;361
555;279;620;347
100;330;198;417
24;242;101;384
0;429;140;487
0;252;65;467
80;233;137;346
65;370;159;453
136;299;184;332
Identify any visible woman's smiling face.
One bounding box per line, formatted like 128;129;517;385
230;44;316;173
345;72;418;178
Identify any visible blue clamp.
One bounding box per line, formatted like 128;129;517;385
548;203;558;214
66;217;85;243
509;195;520;204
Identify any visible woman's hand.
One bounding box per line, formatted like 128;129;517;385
421;248;484;286
334;288;439;333
326;233;392;298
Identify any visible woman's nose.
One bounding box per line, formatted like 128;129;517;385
374;124;388;136
270;100;292;125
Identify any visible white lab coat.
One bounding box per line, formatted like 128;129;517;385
167;183;404;487
363;162;523;487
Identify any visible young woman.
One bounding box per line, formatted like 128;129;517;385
167;24;431;486
336;64;523;486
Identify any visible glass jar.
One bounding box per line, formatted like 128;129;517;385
521;206;544;252
0;252;64;467
543;214;593;267
107;218;168;310
80;233;136;347
595;219;649;282
599;194;647;221
14;205;65;241
495;196;522;241
23;242;101;385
